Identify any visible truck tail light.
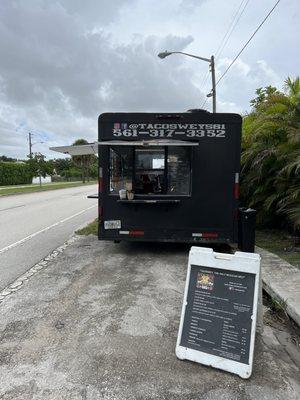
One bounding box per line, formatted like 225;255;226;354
119;230;144;236
99;167;103;193
202;232;218;238
234;173;239;199
192;232;218;238
234;183;239;199
99;179;103;193
129;230;144;236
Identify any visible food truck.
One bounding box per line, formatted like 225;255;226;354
51;110;255;249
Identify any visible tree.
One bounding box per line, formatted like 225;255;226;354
0;155;15;162
71;139;97;183
241;77;300;230
249;85;280;109
52;158;74;175
27;152;52;187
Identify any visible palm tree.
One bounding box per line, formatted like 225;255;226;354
241;77;300;229
72;139;97;183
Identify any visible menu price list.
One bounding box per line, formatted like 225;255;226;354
180;265;255;365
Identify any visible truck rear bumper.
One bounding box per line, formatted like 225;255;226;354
99;228;234;244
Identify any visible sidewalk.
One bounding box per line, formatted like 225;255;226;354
257;246;300;326
0;236;299;399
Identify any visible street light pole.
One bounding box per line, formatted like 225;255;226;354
28;132;32;158
210;55;216;113
28;132;44;159
158;51;217;113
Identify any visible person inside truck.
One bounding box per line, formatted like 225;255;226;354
135;173;163;194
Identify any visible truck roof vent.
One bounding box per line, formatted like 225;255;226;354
187;108;210;114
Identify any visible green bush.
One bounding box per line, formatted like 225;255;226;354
89;163;98;179
60;167;82;181
0;162;33;185
241;78;300;230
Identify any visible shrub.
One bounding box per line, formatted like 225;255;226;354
241;78;300;230
0;162;33;185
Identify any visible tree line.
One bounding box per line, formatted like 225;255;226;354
0;139;98;186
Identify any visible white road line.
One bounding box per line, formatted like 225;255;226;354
0;205;97;255
0;204;25;212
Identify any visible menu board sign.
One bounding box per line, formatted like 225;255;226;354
176;247;260;379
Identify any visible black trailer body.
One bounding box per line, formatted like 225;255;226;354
98;111;242;244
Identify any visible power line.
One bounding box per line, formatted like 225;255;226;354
200;0;250;108
215;0;251;60
200;96;208;109
216;0;281;86
215;0;246;56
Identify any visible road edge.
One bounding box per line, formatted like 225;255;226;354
0;235;80;304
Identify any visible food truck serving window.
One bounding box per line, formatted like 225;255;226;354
110;147;133;193
109;146;191;196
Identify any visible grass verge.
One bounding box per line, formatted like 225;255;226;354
76;219;98;236
256;229;299;268
0;181;97;196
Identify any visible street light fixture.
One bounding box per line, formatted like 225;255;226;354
157;50;216;113
158;51;173;59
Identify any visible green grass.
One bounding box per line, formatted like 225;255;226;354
256;229;300;268
0;181;97;196
76;219;98;236
269;297;288;314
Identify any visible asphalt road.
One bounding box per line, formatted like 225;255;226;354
0;184;97;290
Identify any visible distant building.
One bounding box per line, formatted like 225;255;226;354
32;175;52;184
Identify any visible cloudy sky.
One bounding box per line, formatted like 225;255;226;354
0;0;299;159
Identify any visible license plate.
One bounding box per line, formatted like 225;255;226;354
104;220;121;230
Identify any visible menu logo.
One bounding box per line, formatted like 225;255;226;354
197;272;214;291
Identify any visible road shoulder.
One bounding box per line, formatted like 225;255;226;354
0;236;299;399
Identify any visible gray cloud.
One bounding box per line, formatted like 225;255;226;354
0;0;298;158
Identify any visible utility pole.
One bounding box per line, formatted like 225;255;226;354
28;132;44;159
28;132;32;158
210;56;216;113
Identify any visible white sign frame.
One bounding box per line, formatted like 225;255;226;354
176;246;261;379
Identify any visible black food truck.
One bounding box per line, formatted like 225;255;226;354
51;110;255;250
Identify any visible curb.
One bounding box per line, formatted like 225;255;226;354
0;235;79;304
257;246;300;326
